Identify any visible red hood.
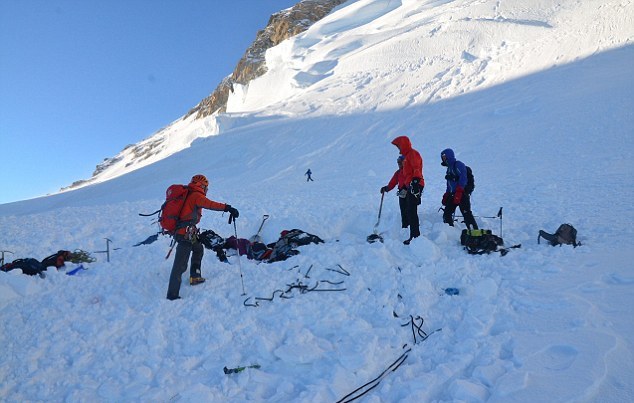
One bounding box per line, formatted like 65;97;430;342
391;136;412;154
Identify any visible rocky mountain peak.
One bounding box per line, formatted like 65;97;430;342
186;0;347;119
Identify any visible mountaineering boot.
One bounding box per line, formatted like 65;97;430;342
167;295;181;301
190;277;206;286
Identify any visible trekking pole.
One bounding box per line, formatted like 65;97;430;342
231;215;247;296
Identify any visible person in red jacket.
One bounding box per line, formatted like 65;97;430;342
166;174;239;301
391;136;425;245
381;155;408;229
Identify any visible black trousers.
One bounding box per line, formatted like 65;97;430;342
166;235;204;299
398;193;408;228
404;192;421;238
443;193;478;229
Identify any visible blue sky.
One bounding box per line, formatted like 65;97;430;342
0;0;298;204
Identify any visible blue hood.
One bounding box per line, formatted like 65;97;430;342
441;148;456;165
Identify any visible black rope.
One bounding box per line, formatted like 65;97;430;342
254;289;285;302
326;264;350;276
401;315;442;345
336;346;412;403
243;297;259;307
245;280;346;307
320;280;345;286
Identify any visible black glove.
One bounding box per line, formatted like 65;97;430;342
224;204;239;222
380;186;389;194
410;179;422;197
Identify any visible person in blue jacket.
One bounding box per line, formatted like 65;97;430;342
441;148;478;229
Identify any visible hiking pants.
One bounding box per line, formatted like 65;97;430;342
166;235;204;299
443;193;478;229
404;191;421;238
398;192;408;228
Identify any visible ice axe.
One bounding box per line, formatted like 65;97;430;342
249;214;269;243
367;192;385;243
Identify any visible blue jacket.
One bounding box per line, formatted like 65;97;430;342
441;148;467;193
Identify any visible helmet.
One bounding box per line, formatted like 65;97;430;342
191;174;209;188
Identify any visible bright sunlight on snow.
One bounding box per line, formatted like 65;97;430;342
1;1;633;401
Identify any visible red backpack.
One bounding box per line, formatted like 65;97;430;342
158;184;190;234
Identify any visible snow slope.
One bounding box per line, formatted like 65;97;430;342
1;0;633;401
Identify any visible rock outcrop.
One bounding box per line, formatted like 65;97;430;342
186;0;347;119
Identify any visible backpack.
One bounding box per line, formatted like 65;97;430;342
198;229;229;263
447;163;475;194
1;258;45;276
158;184;190;234
465;166;475;194
538;224;579;247
267;229;324;262
461;229;504;255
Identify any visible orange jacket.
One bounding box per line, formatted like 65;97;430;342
391;136;424;186
176;183;226;236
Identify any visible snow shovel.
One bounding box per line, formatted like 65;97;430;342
249;214;269;243
367;193;385;243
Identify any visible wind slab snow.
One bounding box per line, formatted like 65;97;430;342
1;1;633;402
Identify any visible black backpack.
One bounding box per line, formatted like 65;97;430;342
1;258;46;276
447;163;475;194
538;224;580;247
267;229;324;262
465;166;475;194
461;229;503;254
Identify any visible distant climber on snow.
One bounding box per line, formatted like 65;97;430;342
391;135;424;245
166;174;239;301
440;148;478;230
305;169;314;182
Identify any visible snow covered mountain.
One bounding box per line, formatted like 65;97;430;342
1;0;633;401
64;0;347;191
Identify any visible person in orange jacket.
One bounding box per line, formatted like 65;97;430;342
391;136;425;245
381;155;408;229
166;174;239;300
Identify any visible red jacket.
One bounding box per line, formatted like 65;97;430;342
391;136;424;186
176;183;226;236
386;168;406;191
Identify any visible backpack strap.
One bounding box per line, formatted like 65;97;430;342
538;230;559;246
138;209;161;217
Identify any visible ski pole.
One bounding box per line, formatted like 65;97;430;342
232;218;247;296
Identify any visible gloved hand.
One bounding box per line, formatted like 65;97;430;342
442;192;449;206
224;204;239;221
453;187;464;205
380;186;389;194
409;179;421;196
